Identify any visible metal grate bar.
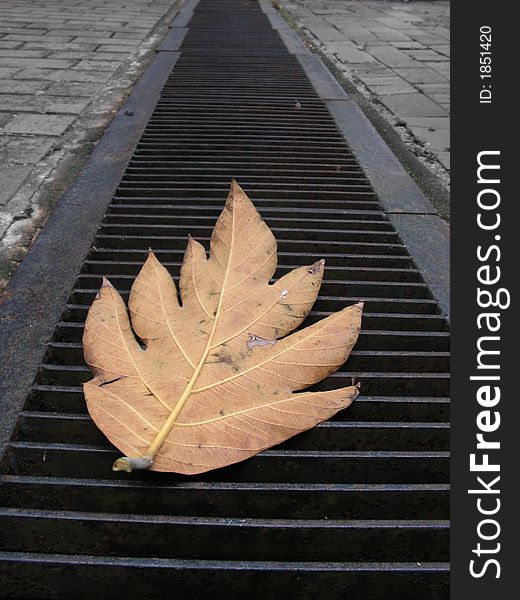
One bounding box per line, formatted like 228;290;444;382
0;0;449;597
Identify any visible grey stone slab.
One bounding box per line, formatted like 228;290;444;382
0;41;24;49
0;165;32;206
409;125;450;152
388;214;449;316
373;30;412;43
0;113;12;128
2;113;75;136
391;41;426;50
430;44;450;56
49;51;130;61
416;83;450;95
158;26;188;51
0;93;89;115
327;43;376;64
358;75;409;86
97;45;139;53
296;54;348;100
275;27;312;56
311;27;347;42
0;49;49;58
0;57;75;69
14;68;113;82
393;67;447;84
21;41;98;51
3;34;74;43
376;16;409;29
436;151;450;170
405;30;443;45
368;82;416;95
405;117;450;129
0;66;19;80
380;93;448;118
368;46;419;67
424;62;450;76
426;93;449;104
72;36;140;46
73;59;123;71
0;27;48;36
112;31;147;40
0;79;48;93
44;81;103;97
404;49;449;62
0;135;54;165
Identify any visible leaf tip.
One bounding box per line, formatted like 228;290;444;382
307;259;325;275
229;178;244;197
101;277;113;289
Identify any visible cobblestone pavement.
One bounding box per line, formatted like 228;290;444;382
0;0;179;289
277;0;450;175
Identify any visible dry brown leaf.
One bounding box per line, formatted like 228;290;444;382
83;180;363;474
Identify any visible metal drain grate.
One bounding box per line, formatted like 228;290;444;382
0;0;449;597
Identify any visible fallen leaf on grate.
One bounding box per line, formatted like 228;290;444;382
83;180;363;474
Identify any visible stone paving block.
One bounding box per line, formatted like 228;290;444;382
326;41;376;63
391;41;426;50
72;36;140;46
373;30;412;43
1;0;177;271
0;27;48;36
21;41;98;51
352;64;393;77
0;93;89;115
3;34;74;43
423;62;450;76
0;135;54;165
0;57;75;69
311;27;349;43
359;75;409;86
0;66;20;78
404;49;448;62
45;81;104;97
0;113;13;128
72;59;123;71
405;117;450;130
430;42;449;51
417;83;450;95
426;93;449;104
409;125;450;169
375;17;409;29
50;51;131;61
368;82;416;96
388;12;424;24
393;67;448;84
367;46;418;68
0;165;33;206
0;49;50;58
97;45;138;53
14;68;113;83
380;93;448;118
112;31;147;40
405;30;444;45
0;41;24;49
0;79;48;93
2;113;75;136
